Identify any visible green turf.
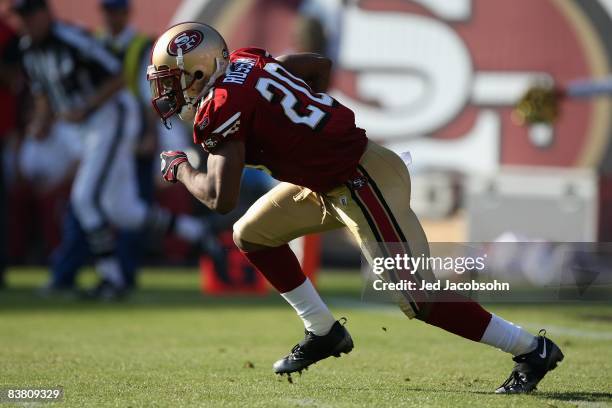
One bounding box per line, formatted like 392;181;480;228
1;268;611;407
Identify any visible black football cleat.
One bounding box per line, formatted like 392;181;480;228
273;319;354;375
496;330;564;394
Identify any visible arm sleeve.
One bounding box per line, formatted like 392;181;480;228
54;24;121;76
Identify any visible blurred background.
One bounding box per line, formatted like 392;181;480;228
1;0;611;296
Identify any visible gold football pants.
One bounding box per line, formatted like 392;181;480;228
233;141;434;318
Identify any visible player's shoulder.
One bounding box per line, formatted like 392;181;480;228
230;47;273;62
219;47;275;89
197;86;232;115
193;87;245;149
199;80;253;118
192;48;275;148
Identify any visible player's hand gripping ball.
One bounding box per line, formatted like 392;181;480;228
160;151;189;183
513;86;561;125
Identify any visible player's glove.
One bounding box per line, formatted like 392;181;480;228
513;86;562;125
160;151;189;183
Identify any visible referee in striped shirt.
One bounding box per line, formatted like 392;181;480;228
15;0;219;298
15;0;144;297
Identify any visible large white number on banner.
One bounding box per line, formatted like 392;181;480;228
255;63;334;130
335;6;472;138
332;2;547;175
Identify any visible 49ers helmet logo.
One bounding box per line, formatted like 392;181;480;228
167;30;204;56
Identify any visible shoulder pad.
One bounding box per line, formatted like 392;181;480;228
193;87;247;151
231;47;272;60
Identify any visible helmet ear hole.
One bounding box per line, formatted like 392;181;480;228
194;71;204;80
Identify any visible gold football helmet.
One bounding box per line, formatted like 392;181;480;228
147;22;229;126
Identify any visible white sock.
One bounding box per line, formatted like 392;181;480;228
480;314;537;356
175;215;204;242
96;257;124;287
280;278;336;336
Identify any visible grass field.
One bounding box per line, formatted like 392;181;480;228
1;268;611;407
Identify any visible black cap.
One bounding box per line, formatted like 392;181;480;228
100;0;129;10
13;0;48;15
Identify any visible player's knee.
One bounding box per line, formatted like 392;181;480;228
232;219;248;250
232;230;248;251
233;220;270;252
233;222;255;251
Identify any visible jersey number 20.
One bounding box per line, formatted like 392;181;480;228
255;63;334;131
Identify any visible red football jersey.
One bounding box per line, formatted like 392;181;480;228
193;47;368;193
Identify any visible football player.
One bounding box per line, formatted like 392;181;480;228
149;22;564;393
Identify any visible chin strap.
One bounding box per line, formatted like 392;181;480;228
176;47;195;111
176;48;187;89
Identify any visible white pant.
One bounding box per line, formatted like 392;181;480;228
19;121;83;190
71;90;148;232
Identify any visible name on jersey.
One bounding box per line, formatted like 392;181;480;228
223;58;256;85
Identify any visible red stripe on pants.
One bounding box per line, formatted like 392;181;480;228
355;179;491;341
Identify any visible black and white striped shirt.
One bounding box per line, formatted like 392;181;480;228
20;21;121;115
